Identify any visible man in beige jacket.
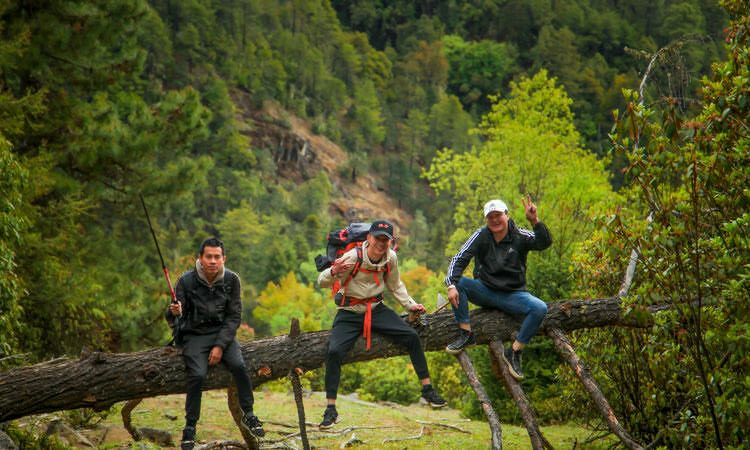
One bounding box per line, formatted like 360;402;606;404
316;220;446;429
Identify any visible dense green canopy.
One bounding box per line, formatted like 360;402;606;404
0;0;746;446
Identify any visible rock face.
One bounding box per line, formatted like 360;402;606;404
235;93;412;230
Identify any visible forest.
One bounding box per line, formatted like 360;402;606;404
0;0;748;448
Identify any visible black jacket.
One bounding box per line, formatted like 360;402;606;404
166;267;242;349
445;219;552;292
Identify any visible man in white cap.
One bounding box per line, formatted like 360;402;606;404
443;196;552;380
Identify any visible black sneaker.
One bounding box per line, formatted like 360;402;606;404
502;346;524;380
241;413;265;438
319;406;341;429
180;426;196;450
420;385;447;408
445;329;476;354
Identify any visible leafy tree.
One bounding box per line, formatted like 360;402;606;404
441;34;519;112
0;142;27;358
253;272;335;336
349;79;385;150
424;71;617;296
428;93;477;153
568;3;750;445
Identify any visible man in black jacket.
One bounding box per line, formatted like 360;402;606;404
443;197;552;380
166;238;264;449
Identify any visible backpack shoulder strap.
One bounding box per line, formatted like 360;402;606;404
341;247;364;292
221;270;237;295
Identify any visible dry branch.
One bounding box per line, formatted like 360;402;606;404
413;420;471;434
195;440;247;449
120;399;142;440
287;319;310;450
382;426;425;443
227;383;259;450
454;351;502;449
488;341;552;450
547;328;643;450
339;432;364;448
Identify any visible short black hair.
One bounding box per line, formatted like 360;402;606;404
199;237;225;256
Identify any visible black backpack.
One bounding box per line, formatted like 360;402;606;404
314;222;372;272
314;223;396;305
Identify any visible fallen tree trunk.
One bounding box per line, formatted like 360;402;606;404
0;297;647;421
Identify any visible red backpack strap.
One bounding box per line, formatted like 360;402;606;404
339;247;363;303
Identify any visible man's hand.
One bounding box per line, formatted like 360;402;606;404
408;303;426;314
208;346;223;366
522;194;539;225
169;301;183;317
330;257;355;277
447;286;459;307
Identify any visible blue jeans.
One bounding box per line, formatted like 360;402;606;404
452;277;548;344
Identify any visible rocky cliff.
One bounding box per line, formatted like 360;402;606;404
233;91;412;232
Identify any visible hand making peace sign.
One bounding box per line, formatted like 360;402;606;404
522;194;539;225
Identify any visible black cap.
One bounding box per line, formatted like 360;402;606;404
369;220;394;240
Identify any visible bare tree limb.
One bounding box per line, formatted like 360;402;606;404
547;328;642;450
488;341;553;450
228;383;259;450
454;351;502;449
414;420;471;434
382;426;425;443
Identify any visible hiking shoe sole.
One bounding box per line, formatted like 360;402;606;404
445;342;475;354
501;351;524;380
240;421;265;438
319;415;342;430
419;397;447;408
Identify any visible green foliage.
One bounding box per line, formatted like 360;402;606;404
253;272;336;336
0;1;740;439
0;142;26;358
63;406;114;429
424;70;618;284
428;93;476;153
2;422;67;450
568;6;750;446
441;34;519;112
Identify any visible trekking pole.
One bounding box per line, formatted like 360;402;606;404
139;194;179;308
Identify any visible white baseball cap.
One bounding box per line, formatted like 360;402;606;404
483;199;508;217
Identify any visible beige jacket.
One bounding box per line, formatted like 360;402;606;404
317;241;418;314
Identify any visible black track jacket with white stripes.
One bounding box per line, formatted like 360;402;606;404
444;219;552;292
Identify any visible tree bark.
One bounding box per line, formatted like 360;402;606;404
287;318;310;450
227;383;258;450
455;351;502;449
547;328;643;450
0;297;646;421
120;399;143;441
487;341;553;450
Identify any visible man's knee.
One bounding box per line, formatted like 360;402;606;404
456;277;472;292
184;357;209;382
401;328;421;349
224;357;247;374
327;345;347;363
222;346;247;372
531;300;548;318
187;370;207;385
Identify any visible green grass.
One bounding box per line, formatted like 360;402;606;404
84;388;615;449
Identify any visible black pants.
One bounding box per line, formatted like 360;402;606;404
325;303;430;399
182;333;254;426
